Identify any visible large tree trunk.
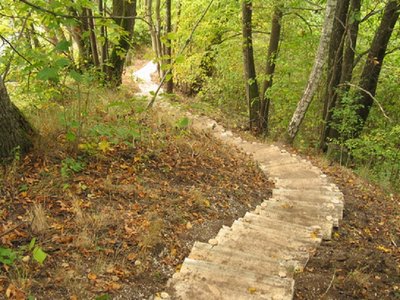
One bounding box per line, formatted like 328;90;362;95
324;0;361;145
320;0;351;151
286;0;337;143
242;0;260;131
352;1;399;137
340;0;361;85
0;78;35;160
260;6;283;133
165;0;173;93
108;0;137;86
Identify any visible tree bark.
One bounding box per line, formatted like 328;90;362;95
320;0;350;151
0;78;35;160
155;0;163;76
99;0;109;74
165;0;173;93
286;0;337;143
108;0;137;86
352;1;399;137
87;8;100;68
340;0;361;85
324;0;361;145
242;0;260;131
260;6;283;133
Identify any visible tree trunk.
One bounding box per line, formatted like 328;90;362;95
340;0;361;85
286;0;337;143
165;0;173;93
0;78;35;160
260;6;283;133
68;8;91;68
325;0;361;145
99;0;109;74
155;0;163;77
108;0;137;86
320;0;350;151
352;1;399;137
145;0;159;58
87;8;100;68
242;0;260;131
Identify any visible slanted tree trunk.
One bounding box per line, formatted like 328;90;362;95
87;8;100;68
0;78;35;160
351;1;399;137
165;0;173;93
320;0;351;151
260;6;283;133
324;0;361;145
286;0;337;143
242;0;260;131
108;0;137;86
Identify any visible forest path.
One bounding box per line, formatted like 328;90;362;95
134;62;344;300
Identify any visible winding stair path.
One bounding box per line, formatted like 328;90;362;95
133;62;344;300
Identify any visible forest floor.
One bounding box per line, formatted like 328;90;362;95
174;94;400;299
0;71;271;299
1;58;399;300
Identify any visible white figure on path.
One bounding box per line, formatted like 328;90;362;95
132;61;162;96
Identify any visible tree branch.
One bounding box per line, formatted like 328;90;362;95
0;34;33;67
18;0;151;25
340;82;392;121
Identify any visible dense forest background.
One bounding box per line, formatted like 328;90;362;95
1;0;399;191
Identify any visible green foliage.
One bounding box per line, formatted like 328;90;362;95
176;117;190;129
0;238;47;267
95;295;111;300
330;93;363;146
346;126;400;191
0;247;18;266
61;157;86;178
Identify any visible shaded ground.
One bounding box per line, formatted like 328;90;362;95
291;156;400;299
0;102;271;299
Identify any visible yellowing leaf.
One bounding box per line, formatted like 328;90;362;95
98;140;111;153
107;282;121;290
248;287;257;294
32;247;47;264
88;273;97;281
310;231;319;240
376;245;391;253
127;252;137;261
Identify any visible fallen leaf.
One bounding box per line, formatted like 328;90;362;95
376;245;391;253
107;282;121;290
127;252;137;261
88;273;97;281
